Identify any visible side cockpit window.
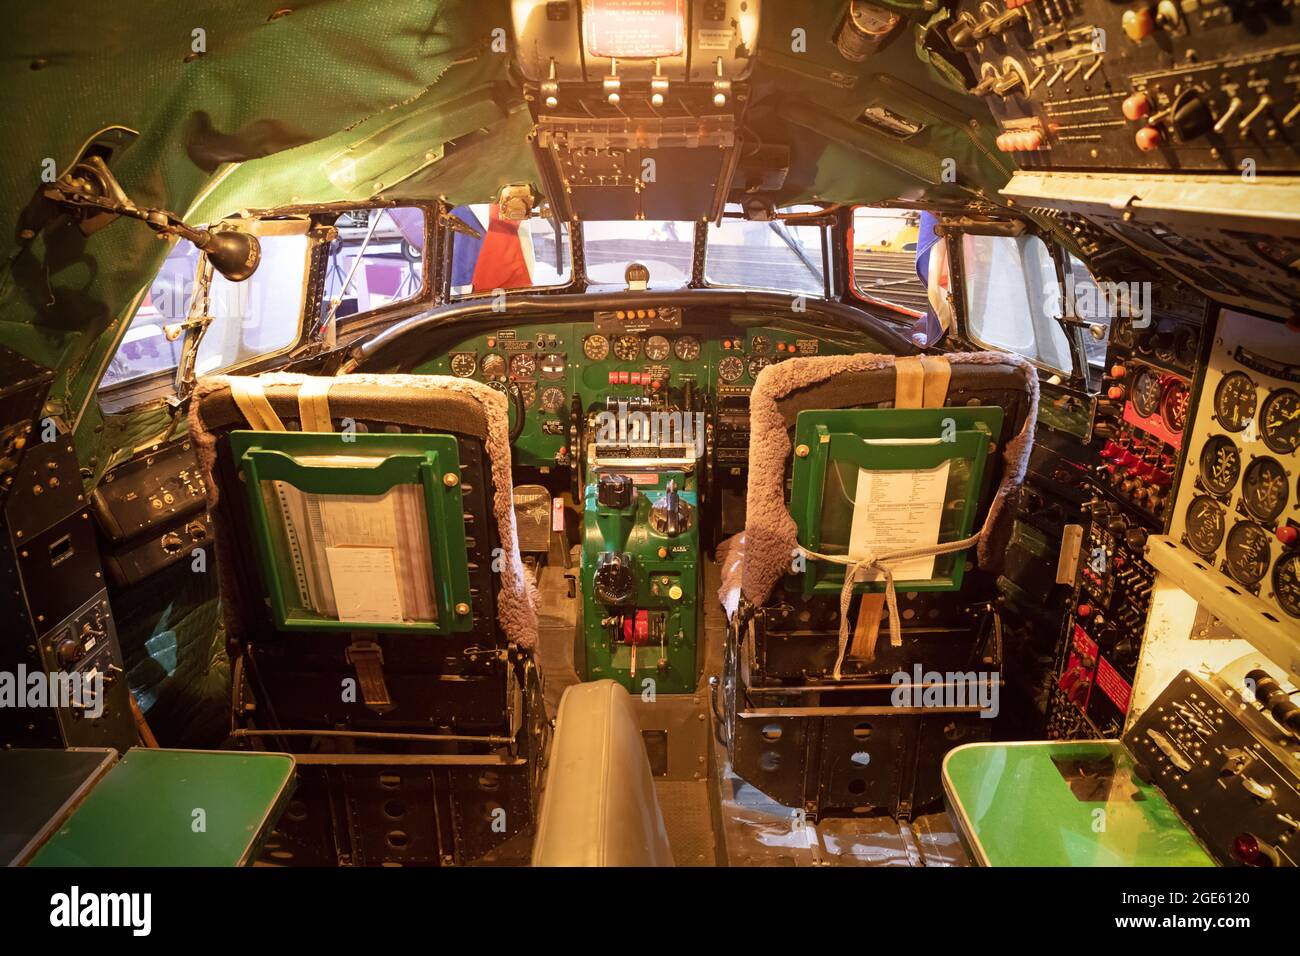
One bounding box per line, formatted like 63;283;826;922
100;239;200;390
961;232;1074;376
318;206;427;326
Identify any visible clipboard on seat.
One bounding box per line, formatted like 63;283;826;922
788;407;1002;598
229;431;474;634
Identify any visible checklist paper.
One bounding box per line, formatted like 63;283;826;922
325;546;404;623
847;459;951;582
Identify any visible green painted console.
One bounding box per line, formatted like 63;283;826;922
579;463;701;695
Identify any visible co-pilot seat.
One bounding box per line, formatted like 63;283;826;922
189;372;544;866
718;352;1039;820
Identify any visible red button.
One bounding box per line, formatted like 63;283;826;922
1135;125;1164;151
1122;92;1151;121
1077;604;1092;618
1278;525;1298;546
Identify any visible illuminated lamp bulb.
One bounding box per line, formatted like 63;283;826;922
546;94;558;109
651;92;664;106
608;91;620;105
713;91;727;107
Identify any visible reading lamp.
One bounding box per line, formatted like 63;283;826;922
39;154;261;282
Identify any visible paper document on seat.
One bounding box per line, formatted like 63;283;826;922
848;460;951;581
325;546;404;623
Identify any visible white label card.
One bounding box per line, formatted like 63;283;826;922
847;461;950;581
326;546;404;623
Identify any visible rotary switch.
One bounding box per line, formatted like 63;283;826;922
594;552;635;606
597;473;634;510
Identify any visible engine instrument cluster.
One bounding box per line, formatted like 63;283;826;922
1169;309;1300;620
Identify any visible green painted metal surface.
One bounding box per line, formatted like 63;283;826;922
230;430;473;634
580;470;701;696
29;749;294;867
942;740;1215;867
790;407;1001;596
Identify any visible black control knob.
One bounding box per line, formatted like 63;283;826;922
597;473;634;510
1170;89;1215;142
650;479;692;538
593;552;635;606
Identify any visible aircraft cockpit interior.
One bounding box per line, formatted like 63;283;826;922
2;0;1300;908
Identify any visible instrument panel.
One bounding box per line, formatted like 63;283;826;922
418;314;873;468
1169;308;1300;620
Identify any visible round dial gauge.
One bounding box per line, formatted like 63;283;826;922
583;335;610;361
750;335;771;355
1214;371;1257;432
1183;495;1226;557
539;353;566;380
481;354;507;380
718;355;745;383
1260;388;1300;454
1241;456;1289;522
644;335;671;361
747;356;771;380
613;335;641;361
1131;367;1162;418
515;381;537;407
450;353;477;378
1199;435;1241;496
1225;521;1273;586
1161;380;1190;433
1272;553;1300;619
540;386;567;413
673;335;701;361
509;352;536;378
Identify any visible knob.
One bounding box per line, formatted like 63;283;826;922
1135;125;1164;150
593;552;635;606
1122;92;1151;121
650;479;692;538
1122;6;1155;42
1277;525;1299;546
1110;363;1128;379
1170;88;1215;140
597;473;634;509
1108;385;1127;401
1232;832;1279;867
56;638;82;666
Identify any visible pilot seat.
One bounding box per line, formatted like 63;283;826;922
189;372;544;865
718;352;1038;821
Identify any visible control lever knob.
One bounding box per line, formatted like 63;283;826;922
597;473;635;510
650;479;693;538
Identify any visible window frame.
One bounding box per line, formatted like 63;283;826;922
950;223;1087;383
701;205;835;299
844;204;930;322
441;206;580;302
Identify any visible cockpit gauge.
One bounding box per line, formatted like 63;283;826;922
747;356;770;379
540;386;567;413
481;353;507;380
1225;520;1272;586
750;335;771;355
644;335;671;362
1272;553;1300;618
1184;495;1226;557
673;335;701;362
1260;388;1300;454
1241;457;1289;522
515;381;537;407
539;353;567;380
509;352;537;378
613;335;642;361
1199;435;1241;496
1160;379;1190;433
718;355;745;383
1131;367;1163;418
1214;371;1257;432
450;353;478;377
583;335;610;361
